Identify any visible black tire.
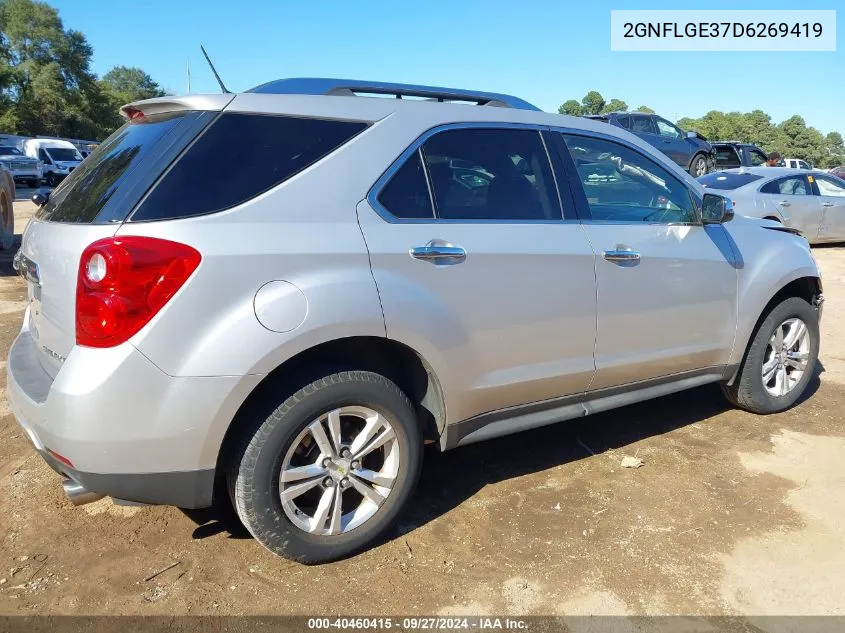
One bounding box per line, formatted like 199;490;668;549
688;153;708;177
229;370;423;564
27;179;38;189
0;192;13;251
47;172;59;187
721;296;819;414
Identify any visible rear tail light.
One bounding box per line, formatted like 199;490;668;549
76;236;201;348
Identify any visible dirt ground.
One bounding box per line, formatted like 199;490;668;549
0;196;843;616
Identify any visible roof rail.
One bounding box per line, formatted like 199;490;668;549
247;77;541;111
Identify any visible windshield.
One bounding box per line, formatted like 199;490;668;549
0;146;22;155
698;172;763;190
46;147;82;161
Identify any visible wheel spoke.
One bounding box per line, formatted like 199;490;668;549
773;325;785;349
309;419;336;459
349;474;388;506
281;476;323;502
352;467;396;489
348;413;384;456
762;355;779;382
281;463;326;483
783;321;807;350
353;427;396;461
785;351;809;370
777;366;790;396
329;485;344;535
308;485;335;533
327;409;343;454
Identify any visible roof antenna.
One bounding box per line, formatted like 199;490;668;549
200;45;230;94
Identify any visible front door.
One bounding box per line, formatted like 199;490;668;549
552;131;738;390
357;125;597;423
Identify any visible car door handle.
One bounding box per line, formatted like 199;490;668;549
410;242;466;265
778;200;791;207
602;249;641;263
822;202;834;207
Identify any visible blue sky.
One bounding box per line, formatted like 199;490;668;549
51;1;843;134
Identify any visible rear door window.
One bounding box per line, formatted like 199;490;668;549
419;128;562;221
132;114;368;221
714;146;741;168
760;176;810;195
377;149;434;219
629;115;656;134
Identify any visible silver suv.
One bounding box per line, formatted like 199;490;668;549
7;79;823;563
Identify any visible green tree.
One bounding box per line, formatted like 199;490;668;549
601;98;628;114
634;105;654;113
558;99;582;116
580;90;605;116
100;65;165;104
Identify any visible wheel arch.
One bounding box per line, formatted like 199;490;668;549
727;275;822;386
214;336;447;477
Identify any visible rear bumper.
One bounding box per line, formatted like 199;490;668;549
5;312;260;508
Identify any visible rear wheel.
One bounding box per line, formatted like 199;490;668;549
0;192;13;251
721;296;819;413
689;154;708;177
229;370;423;563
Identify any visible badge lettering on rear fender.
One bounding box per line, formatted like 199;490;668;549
41;346;66;363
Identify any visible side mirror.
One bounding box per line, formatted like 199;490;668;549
31;191;49;207
701;193;734;224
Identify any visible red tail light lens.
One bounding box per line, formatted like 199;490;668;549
76;236;201;348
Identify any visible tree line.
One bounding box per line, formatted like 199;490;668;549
559;91;844;169
0;0;165;141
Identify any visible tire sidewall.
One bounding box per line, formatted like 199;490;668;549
746;297;819;411
690;154;706;177
235;372;422;563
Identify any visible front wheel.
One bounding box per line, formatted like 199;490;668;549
721;296;819;413
689;154;708;177
229;370;423;563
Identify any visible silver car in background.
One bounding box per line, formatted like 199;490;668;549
6;79;824;564
699;167;845;244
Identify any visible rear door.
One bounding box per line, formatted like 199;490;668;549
551;130;737;390
357;125;597;423
813;174;845;241
758;175;823;237
17;107;218;378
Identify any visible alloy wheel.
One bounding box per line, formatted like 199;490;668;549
762;317;810;397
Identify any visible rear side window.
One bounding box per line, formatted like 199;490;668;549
760;176;810;195
37;111;202;223
131;114;368;221
714;146;741;168
699;172;763;190
421;128;562;221
377;149;434;219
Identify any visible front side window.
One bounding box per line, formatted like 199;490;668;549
748;149;768;166
655;118;681;138
420;128;562;221
561;134;697;224
816;175;845;197
761;176;810;195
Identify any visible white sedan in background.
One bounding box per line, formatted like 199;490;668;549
699;167;845;244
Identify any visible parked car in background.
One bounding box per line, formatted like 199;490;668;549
0;145;42;188
784;158;812;170
583;112;715;177
0;163;14;250
699;167;845;243
8;80;823;564
22;139;83;186
828;165;845;180
712;141;774;169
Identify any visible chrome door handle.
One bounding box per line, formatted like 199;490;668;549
778;200;791;207
602;249;641;263
410;242;466;265
822;202;834;207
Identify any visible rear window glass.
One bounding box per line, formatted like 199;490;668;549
698;172;763;190
131;113;368;221
377;149;434;219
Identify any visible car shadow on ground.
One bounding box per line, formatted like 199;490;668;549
0;234;22;276
183;363;823;549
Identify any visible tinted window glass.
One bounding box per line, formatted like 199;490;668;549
562;134;696;224
761;177;809;195
816;175;845;197
749;149;768;166
630;116;655;134
699;172;763;190
714;146;741;168
37;111;200;223
377;149;433;218
133;114;368;221
421;128;561;221
615;115;630;129
0;146;22;155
